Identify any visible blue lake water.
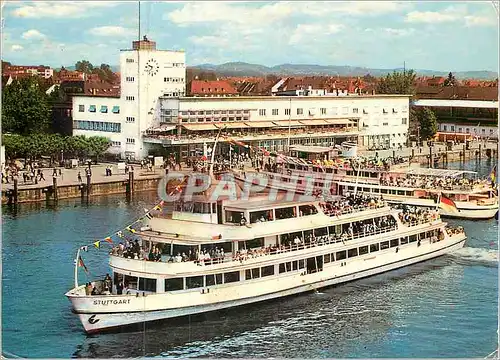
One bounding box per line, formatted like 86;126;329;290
2;159;498;358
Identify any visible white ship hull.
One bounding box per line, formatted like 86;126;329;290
69;234;466;333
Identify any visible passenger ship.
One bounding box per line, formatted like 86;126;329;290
66;174;466;333
234;160;498;219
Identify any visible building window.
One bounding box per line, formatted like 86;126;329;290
88;105;96;112
112;106;120;114
342;107;349;114
352;108;358;114
393;108;398;114
285;108;291;116
111;141;121;147
458;127;462;132
126;58;135;63
443;125;447;131
126;96;135;101
383;122;388;126
272;109;278;116
74;120;121;133
320;108;326;115
126;76;135;82
258;109;266;116
126;138;135;144
297;108;303;115
78;105;85;112
383;109;388;114
100;105;108;113
126;117;135;123
402;118;407;125
363;109;368;114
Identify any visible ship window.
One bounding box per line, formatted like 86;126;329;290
239;237;264;250
336;250;347;260
138;278;157;292
216;273;223;284
409;234;417;243
299;205;318;216
206;274;216;286
186;276;204;289
381;189;388;194
426;231;433;239
370;243;379;252
397;190;405;196
292;260;298;270
348;248;358;258
380;241;390;250
298;259;305;269
261;265;275;277
359;245;369;255
124;275;137;289
286;262;292;272
250;210;274;223
400;237;409;245
279;263;286;274
315;227;328;237
165;278;183;291
275;206;296;219
246;268;260;279
390;239;399;248
324;253;331;263
224;271;240;283
225;211;243;224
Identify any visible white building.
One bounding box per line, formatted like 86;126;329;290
72;36;186;159
145;95;410;159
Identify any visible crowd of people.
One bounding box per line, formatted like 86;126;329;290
320;193;385;216
397;205;439;226
380;174;486;191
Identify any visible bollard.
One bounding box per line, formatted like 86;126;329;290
13;178;18;204
479;144;482;160
128;171;134;196
86;174;91;199
53;176;58;202
429;146;433;168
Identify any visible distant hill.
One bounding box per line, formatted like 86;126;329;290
191;62;498;80
54;65;119;72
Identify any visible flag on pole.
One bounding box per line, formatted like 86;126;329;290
93;240;100;249
104;237;113;244
439;195;459;213
78;256;88;273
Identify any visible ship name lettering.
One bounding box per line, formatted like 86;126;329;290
93;299;131;306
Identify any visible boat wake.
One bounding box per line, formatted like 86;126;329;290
449;247;498;267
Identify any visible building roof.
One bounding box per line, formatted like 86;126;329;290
289;145;332;153
175;94;410;102
415;85;498;101
413;99;499;109
190;79;238;96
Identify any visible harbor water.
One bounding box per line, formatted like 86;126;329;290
2;159;498;358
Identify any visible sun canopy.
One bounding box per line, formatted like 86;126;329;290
392;167;477;177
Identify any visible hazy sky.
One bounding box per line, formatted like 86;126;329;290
2;1;498;71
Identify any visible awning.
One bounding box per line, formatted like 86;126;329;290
89;105;96;112
182;124;219;131
112;106;120;114
299;120;330;126
324;119;352;125
273;120;304;127
244;121;275;128
100;105;108;113
148;125;176;132
217;122;248;129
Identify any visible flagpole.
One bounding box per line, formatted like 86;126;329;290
209;125;224;177
74;247;81;288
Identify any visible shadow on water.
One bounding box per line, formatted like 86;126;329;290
71;256;461;358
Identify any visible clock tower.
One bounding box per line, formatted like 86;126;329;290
119;36;186;159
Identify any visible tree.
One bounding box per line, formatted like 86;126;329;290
417;107;438;140
75;60;94;74
1;77;52;135
376;69;416;95
443;72;456;87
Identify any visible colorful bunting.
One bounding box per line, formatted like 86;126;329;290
80;246;88;252
104;237;113;244
93;241;100;249
78;256;88;273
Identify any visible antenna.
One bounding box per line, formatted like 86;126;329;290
138;0;141;40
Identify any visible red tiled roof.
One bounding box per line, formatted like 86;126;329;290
190;80;238;96
416;85;498;101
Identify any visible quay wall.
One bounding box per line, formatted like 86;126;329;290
2;175;162;205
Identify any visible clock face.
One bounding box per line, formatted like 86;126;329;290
144;58;159;76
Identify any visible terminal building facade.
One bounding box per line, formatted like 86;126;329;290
72;38;410;160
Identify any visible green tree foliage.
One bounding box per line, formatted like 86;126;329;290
75;60;94;73
92;63;116;82
416;107;438;140
2;134;110;161
1;77;52;134
443;72;457;87
376;69;416;95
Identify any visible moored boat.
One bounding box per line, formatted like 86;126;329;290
66;172;467;333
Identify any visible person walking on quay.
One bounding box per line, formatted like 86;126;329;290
38;169;45;181
77;171;82;183
53;168;58;177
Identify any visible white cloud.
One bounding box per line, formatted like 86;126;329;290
289;23;345;45
405;10;459;23
384;28;415;36
188;35;229;47
10;44;24;51
10;1;118;19
88;26;135;37
300;1;410;16
464;15;497;27
21;29;46;40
